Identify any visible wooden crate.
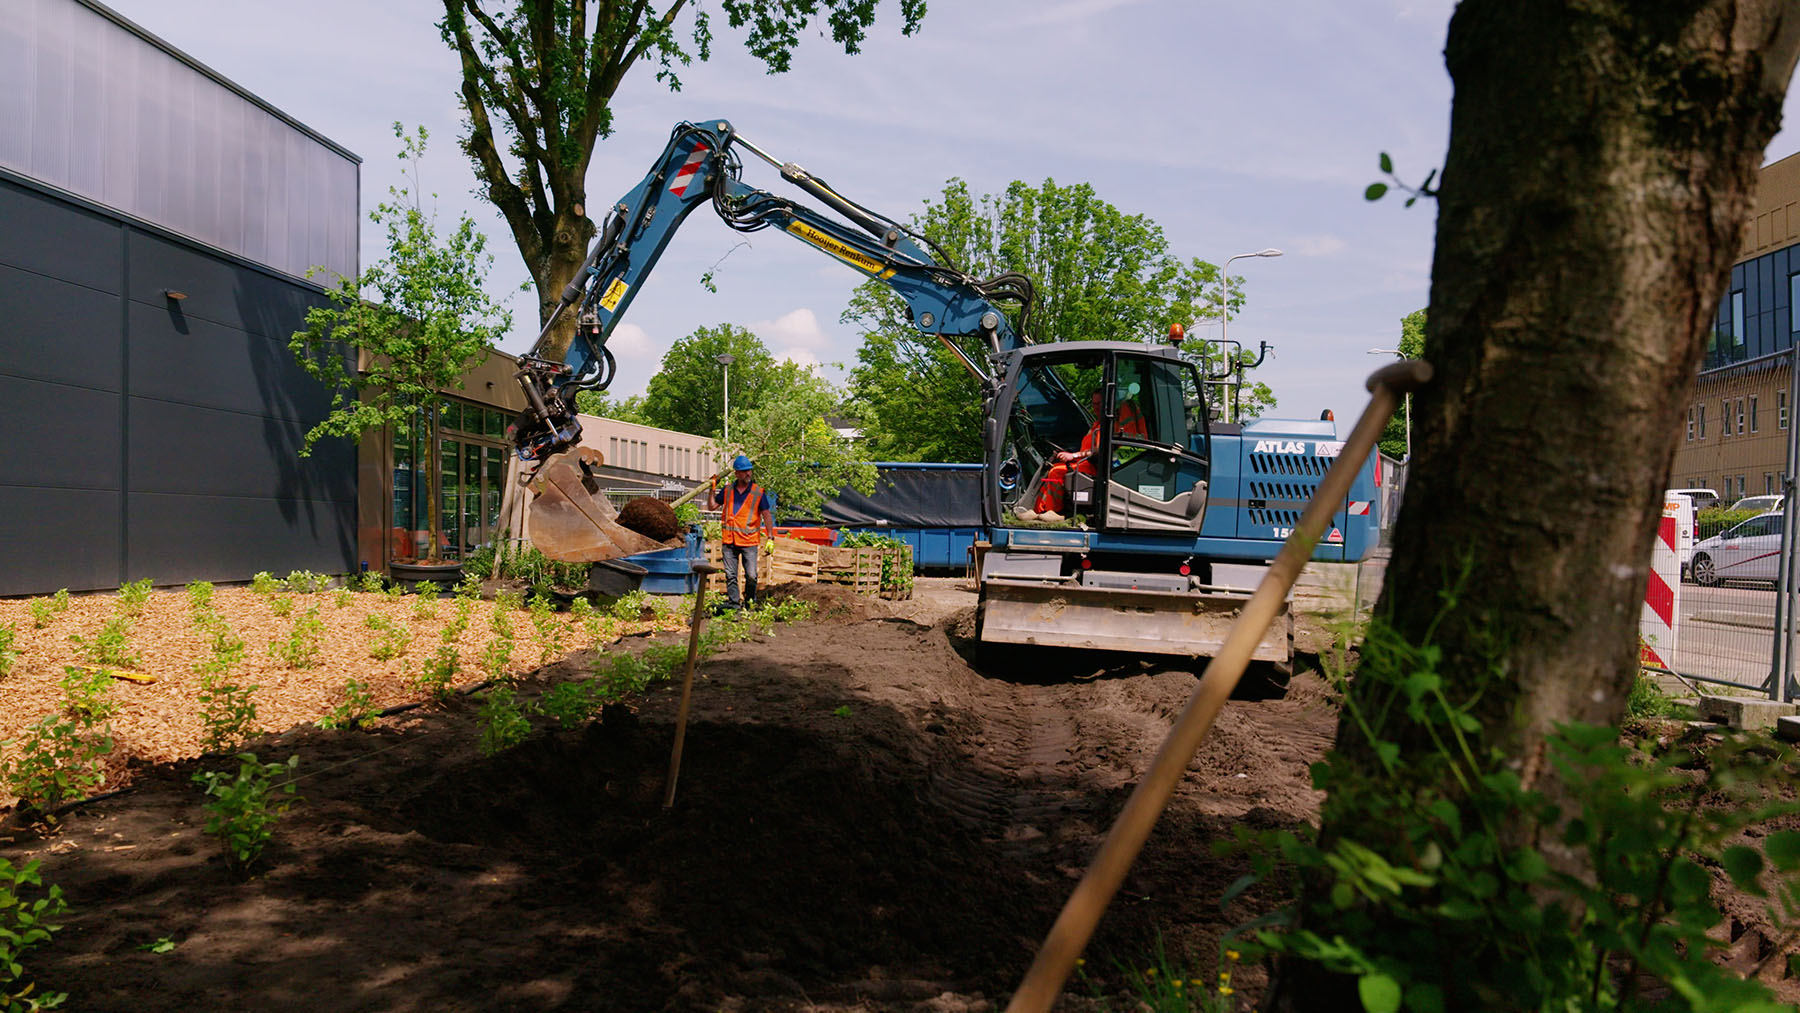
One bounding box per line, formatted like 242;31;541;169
818;546;883;594
703;537;819;593
878;544;915;600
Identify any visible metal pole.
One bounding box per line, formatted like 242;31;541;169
1005;360;1433;1013
1219;268;1233;424
1781;342;1800;702
723;363;731;445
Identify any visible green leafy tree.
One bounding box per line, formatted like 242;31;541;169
845;178;1269;460
639;323;818;437
722;369;875;519
1375;309;1425;459
572;389;652;424
437;0;926;362
289;125;512;564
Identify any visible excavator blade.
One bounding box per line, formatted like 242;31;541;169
526;447;667;563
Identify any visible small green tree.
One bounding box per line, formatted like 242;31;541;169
723;368;875;520
1375;308;1426;459
640;323;820;438
572;389;652;424
289;124;513;564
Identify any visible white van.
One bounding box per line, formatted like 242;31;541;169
1663;490;1697;578
1669;487;1720;511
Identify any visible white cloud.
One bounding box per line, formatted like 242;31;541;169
778;347;823;368
1292;234;1349;257
750;307;831;351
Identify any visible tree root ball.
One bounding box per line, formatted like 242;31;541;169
617;496;682;541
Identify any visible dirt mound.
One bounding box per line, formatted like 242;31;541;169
763;581;874;623
617;496;681;541
12;609;1349;1010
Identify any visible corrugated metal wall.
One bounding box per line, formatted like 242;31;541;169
0;176;358;594
0;0;359;283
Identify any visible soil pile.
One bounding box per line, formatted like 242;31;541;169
0;601;1349;1010
617;496;682;541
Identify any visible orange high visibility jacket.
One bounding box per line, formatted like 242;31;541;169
719;481;771;547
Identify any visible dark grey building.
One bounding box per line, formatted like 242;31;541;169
0;0;360;595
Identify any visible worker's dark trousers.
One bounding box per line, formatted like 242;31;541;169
722;542;758;607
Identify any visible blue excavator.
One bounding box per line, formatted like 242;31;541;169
509;119;1379;664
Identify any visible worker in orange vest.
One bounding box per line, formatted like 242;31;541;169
711;454;776;609
1019;390;1148;522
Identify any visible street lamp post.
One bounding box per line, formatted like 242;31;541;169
715;352;736;446
1220;248;1282;422
1367;347;1409;460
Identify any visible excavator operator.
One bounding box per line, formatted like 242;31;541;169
1017;390;1147;522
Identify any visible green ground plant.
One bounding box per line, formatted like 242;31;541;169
357;571;386;593
364;614;411;661
282;570;330;594
67;613;138;669
477;685;533;756
57;667;115;726
1077;933;1236;1013
1223;610;1800;1012
411;585;439;621
194;618;246;677
411;647;458;701
332;586;353;609
48;589;70;613
269;609;323;669
0;625;16;678
249;571;280;595
316;680;377;731
198;668;259;756
193;753;299;878
3;669;117;812
115;578;152;617
479;613;514;684
269;595;294;618
25;600;53;630
0;858;68;1012
528;592;565;667
185;581;214;615
610;590;650;622
539;679;600;728
1627;674;1689;719
454;569;483;599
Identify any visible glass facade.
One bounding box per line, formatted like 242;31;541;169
390;398;511;560
1703;240;1800;369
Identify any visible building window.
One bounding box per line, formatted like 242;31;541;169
1739;475;1748;499
1737;397;1746;435
1768;473;1777;495
1722;399;1732;438
1751;396;1759;433
1732;290;1745;352
1686;406;1695;441
1699;404;1707;439
1783;392;1790;431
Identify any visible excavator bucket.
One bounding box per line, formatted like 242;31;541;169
526;447;667;563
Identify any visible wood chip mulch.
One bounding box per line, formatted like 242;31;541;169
0;586;687;781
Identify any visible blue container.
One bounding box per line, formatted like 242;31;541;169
837;525;983;571
616;527;706;595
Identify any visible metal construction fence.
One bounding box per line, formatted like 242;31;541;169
1652;345;1800;702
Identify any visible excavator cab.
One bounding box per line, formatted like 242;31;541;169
986;343;1211;535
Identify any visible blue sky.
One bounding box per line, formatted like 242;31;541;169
110;0;1800;427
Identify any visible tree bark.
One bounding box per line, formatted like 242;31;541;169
1276;1;1798;1007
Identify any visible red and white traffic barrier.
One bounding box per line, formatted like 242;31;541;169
1639;499;1683;668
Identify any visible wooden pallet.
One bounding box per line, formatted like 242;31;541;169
818;546;884;594
704;537;821;593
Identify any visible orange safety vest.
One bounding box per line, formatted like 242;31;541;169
721;481;768;547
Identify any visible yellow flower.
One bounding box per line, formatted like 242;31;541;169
1226;949;1241;962
1219;972;1231;984
1190;980;1206;987
1075;959;1085;967
1219;985;1235;996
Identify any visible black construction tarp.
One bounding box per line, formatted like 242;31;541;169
787;464;984;528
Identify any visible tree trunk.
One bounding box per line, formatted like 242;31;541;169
1275;2;1798;1007
529;206;597;364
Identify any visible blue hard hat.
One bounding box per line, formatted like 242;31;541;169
732;454;754;471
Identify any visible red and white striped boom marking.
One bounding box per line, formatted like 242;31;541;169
1639;500;1682;668
668;144;710;197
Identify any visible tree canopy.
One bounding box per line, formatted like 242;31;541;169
1374;308;1425;458
844;177;1271;461
638;323;821;438
721;368;875;520
437;0;926;361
